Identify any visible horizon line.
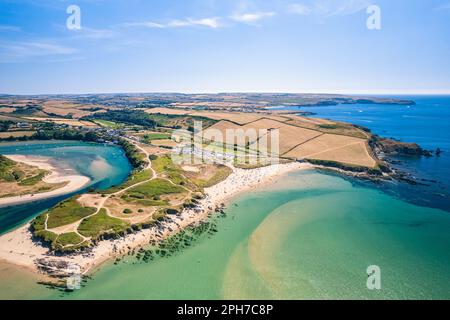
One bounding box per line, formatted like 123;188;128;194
2;90;450;97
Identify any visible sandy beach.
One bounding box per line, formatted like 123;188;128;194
0;162;311;278
0;155;91;208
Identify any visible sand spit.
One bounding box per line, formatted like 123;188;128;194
0;155;91;208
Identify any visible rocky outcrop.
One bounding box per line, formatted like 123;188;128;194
370;136;432;157
35;258;81;278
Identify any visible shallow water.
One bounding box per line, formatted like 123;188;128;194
11;170;446;300
0;140;132;234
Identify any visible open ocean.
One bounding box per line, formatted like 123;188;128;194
297;95;450;212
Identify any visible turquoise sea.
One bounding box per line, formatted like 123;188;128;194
0;96;449;299
2;170;448;300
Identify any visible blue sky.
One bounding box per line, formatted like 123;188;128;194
0;0;449;94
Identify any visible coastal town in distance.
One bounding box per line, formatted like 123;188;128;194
0;0;449;304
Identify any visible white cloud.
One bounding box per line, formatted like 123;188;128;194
122;17;221;29
0;41;77;62
288;4;311;15
0;25;21;32
122;22;165;29
168;17;221;28
288;0;370;17
231;11;275;23
73;27;116;39
13;42;75;55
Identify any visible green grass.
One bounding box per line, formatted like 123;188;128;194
0;169;21;182
120;196;168;206
124;178;185;200
306;159;382;175
102;169;153;194
145;114;217;131
0;154;14;169
192;166;232;188
45;196;97;229
0;155;21;181
151;155;173;173
315;122;369;139
94;119;123;129
33;228;87;252
34;230;58;243
0;155;50;185
78;209;130;238
31;214;46;232
317;124;341;130
18;170;47;186
152;155;190;186
55;232;84;247
143;133;171;141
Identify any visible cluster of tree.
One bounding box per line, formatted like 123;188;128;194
0;120;14;132
0;122;102;143
0;135;32;142
33;128;100;142
83;110;157;128
11;105;43;115
83;107;104;112
117;139;147;169
136;100;173;108
45;112;74;119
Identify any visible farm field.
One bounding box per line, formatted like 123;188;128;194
93;119;123;129
194;110;376;168
24;117;97;127
0;131;36;138
283;133;375;166
149;139;178;148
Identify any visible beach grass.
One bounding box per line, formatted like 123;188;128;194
152;155;191;187
190;165;232;188
78;209;130;238
46;196;96;229
102;169;153;194
18;170;47;186
34;230;58;243
55;232;84;247
124;178;185;200
0;155;17;181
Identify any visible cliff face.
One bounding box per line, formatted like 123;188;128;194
371;137;432;157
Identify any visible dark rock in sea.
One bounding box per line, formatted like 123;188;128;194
421;178;438;184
